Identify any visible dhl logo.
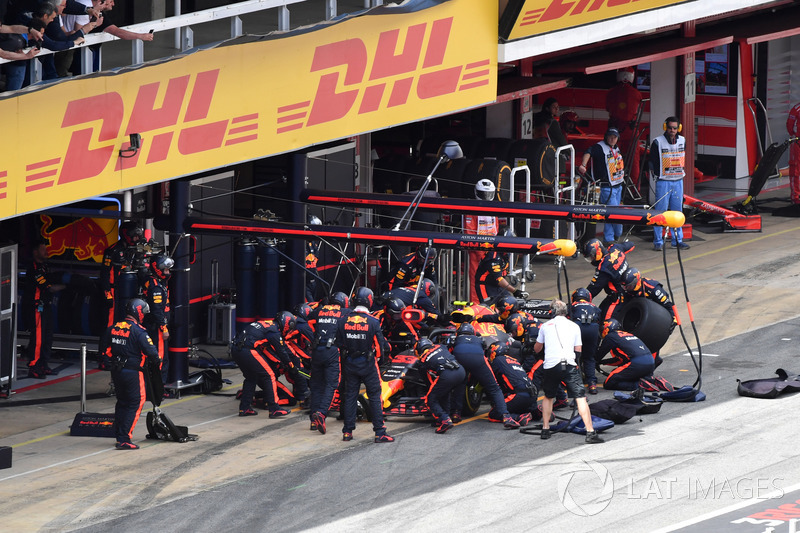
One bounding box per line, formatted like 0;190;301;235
23;69;258;193
276;16;490;133
518;0;677;27
40;214;118;263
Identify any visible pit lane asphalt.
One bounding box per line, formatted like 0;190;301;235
2;187;799;533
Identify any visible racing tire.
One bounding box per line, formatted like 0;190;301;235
461;375;484;418
357;394;372;422
612;297;673;353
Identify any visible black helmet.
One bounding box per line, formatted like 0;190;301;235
621;268;642;292
292;302;313;320
385;297;406;320
602;318;622;338
571;288;592;303
505;313;526;338
330;292;349;308
351;287;374;309
126;298;150;323
415;337;435;357
419;278;436;298
149;254;174;280
416;246;437;263
496;293;519;316
119;221;143;246
275;311;297;336
456;322;475;336
486;341;508;362
583;238;606;264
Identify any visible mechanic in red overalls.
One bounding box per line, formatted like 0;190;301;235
606;67;643;187
786;102;800;210
464;179;498;303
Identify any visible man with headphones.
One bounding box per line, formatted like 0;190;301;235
648;116;689;251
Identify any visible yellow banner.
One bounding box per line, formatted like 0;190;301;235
0;0;497;220
506;0;689;40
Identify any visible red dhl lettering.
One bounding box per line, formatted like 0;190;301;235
277;17;490;133
521;0;653;26
23;69;259;194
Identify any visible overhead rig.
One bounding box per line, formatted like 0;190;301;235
300;189;686;229
183;217;578;256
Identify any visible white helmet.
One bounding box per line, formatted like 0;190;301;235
475;179;496;201
308;215;322;225
617;67;635;84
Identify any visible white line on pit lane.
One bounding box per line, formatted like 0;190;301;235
681;352;719;357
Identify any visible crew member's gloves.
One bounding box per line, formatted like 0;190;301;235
437;313;452;326
513;289;527;299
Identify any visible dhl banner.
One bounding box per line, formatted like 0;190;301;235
501;0;690;41
0;0;497;221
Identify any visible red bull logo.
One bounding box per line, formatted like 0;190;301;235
349;315;368;324
40;214;118;263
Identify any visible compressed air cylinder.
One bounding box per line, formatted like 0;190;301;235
256;242;280;320
234;239;257;333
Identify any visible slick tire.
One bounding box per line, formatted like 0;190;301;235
612;297;673;353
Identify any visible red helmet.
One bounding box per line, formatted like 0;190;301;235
560;110;579;124
617;67;635;84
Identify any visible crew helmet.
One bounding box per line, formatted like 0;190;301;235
416;246;437;263
475;179;496;201
292;302;313;321
126;298;150;323
119;221;143;246
571;287;592;303
419;278;436;298
602;318;622;338
583;238;606;264
351;287;375;309
385;297;406;320
415;337;435;358
505;313;526;338
496;293;519;316
621;268;642;292
456;322;475;336
275;311;297;336
486;341;508;362
149;254;174;280
330;292;349;308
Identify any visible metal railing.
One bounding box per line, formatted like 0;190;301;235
1;0;385;86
